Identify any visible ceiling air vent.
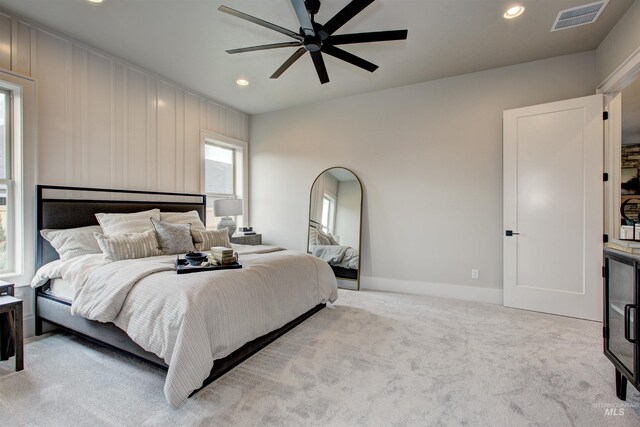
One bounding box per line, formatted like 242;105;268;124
551;0;609;32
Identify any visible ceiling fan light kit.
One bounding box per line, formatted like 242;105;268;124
219;0;408;84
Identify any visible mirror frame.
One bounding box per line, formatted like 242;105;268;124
307;166;363;290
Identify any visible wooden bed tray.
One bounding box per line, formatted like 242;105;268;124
34;185;326;398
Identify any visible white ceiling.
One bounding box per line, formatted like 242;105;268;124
0;0;634;114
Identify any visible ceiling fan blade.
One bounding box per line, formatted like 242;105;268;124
323;0;374;35
270;48;307;79
330;29;408;45
290;0;315;37
322;45;378;72
310;51;330;84
218;5;303;41
226;42;302;54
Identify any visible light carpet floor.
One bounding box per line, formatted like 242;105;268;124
0;289;639;426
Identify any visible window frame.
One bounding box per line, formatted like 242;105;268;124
321;192;337;235
0;89;12;274
204;142;237;198
200;130;249;228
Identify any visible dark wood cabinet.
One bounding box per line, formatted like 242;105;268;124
603;248;639;400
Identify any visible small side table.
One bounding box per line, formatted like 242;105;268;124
0;295;23;371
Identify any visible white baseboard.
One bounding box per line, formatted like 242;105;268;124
23;314;35;338
360;276;503;305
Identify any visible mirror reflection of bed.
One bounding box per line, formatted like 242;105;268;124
308;167;363;290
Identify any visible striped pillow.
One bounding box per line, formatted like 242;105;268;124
95;209;160;235
192;228;231;251
160;211;206;231
41;225;103;261
94;229;162;262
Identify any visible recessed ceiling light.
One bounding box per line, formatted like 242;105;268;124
236;79;250;87
88;0;104;3
504;5;525;19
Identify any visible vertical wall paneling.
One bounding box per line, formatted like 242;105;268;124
0;10;248;194
14;21;30;75
71;45;84;184
126;69;147;190
0;14;10;70
157;80;177;192
64;41;72;184
35;31;68;185
175;89;185;193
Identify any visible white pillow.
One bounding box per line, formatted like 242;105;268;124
95;209;160;235
40;225;103;261
160;210;206;231
94;229;162;262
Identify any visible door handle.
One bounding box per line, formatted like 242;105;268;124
624;304;637;344
505;230;520;237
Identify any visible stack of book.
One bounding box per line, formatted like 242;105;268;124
209;246;237;265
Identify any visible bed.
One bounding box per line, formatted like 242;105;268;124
32;185;338;407
308;220;359;280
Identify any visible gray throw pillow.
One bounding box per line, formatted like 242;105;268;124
150;217;195;255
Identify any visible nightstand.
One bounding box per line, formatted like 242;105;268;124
230;234;262;245
0;294;23;371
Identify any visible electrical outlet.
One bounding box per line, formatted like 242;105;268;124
471;269;479;280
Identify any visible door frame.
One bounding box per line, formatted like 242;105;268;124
598;47;640;243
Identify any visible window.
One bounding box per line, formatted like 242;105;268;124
0;89;10;272
203;134;247;229
321;193;336;235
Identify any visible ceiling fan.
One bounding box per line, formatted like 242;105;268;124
218;0;408;84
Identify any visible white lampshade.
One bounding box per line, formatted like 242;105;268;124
214;198;243;217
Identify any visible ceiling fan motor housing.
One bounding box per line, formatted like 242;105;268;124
305;0;321;15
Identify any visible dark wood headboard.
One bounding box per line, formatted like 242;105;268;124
36;185;207;269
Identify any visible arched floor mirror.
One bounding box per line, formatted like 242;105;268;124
308;167;363;290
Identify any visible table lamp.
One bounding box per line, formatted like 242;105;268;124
214;198;243;237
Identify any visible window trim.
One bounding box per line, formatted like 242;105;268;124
0;69;37;285
200;130;249;226
204;142;236;198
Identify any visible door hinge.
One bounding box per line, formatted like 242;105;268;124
604;234;609;243
602;265;607;277
603;111;609;120
604;173;609;182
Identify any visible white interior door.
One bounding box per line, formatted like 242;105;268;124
503;94;603;321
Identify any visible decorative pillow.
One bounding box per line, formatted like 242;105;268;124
327;234;340;246
95;209;160;236
191;228;231;251
40;225;103;261
316;233;331;246
160;210;206;231
94;229;162;262
151;218;195;255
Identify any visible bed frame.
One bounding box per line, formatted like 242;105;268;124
34;185;325;393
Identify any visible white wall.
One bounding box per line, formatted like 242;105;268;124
596;0;640;85
335;181;360;249
250;52;598;303
0;10;249;335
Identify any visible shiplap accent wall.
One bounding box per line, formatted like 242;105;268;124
0;10;248;336
0;11;249;193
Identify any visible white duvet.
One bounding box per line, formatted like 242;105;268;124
311;244;359;269
32;246;338;407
